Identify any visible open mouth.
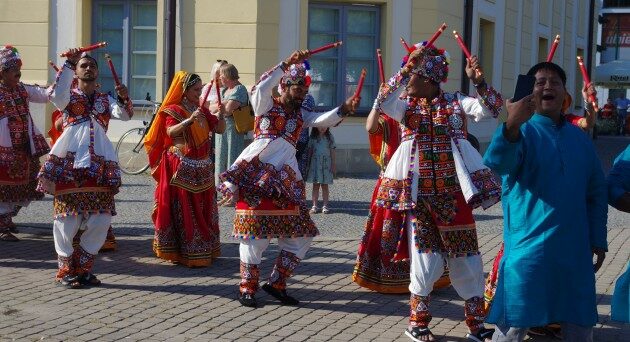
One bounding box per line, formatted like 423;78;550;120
542;94;555;101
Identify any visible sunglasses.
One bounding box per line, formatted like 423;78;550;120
216;59;228;64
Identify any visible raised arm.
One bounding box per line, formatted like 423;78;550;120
108;84;133;121
458;56;503;121
250;64;284;116
374;70;409;122
302;94;358;128
24;61;74;108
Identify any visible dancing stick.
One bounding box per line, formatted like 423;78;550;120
104;54;121;86
354;68;367;99
453;31;472;59
215;79;222;106
427;23;448;47
577;56;599;112
400;37;413;53
48;60;60;72
59;42;107;57
200;81;213;108
308;41;343;55
376;49;385;85
453;30;483;77
547;35;560;62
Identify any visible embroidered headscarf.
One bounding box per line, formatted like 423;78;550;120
281;60;312;87
401;42;450;84
0;45;22;72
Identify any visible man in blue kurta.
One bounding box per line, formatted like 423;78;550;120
609;144;630;323
483;62;608;341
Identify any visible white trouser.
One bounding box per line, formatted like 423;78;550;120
239;237;314;264
53;214;112;256
407;214;484;299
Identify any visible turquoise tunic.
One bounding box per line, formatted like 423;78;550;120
609;144;630;323
306;134;335;184
483;114;608;328
215;84;248;181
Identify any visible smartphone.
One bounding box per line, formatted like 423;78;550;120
513;74;535;102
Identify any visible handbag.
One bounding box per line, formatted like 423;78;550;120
232;102;255;134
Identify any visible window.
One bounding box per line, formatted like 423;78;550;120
538;37;549;63
308;3;380;115
93;0;157;104
478;19;495;84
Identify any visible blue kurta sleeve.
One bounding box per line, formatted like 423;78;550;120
607;145;630;206
483;123;524;176
587;149;609;251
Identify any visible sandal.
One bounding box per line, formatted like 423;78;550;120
321;206;330;214
79;273;102;286
405;327;435;342
56;275;82;289
0;231;19;242
309;206;319;214
466;327;495;342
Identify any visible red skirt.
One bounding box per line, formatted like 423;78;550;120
152;150;220;267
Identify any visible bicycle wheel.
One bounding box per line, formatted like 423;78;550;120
116;127;150;175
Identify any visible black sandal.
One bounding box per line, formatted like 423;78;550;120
405;327;435;342
79;273;101;286
466;327;495;342
56;275;82;289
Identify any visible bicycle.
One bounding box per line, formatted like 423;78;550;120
116;101;160;175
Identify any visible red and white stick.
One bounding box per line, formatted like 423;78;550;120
104;54;121;86
547;35;560;62
215;79;222;106
353;68;367;99
48;60;60;72
376;49;385;85
427;23;447;47
400;37;413;53
577;56;599;112
308;41;343;55
453;31;471;59
60;42;107;57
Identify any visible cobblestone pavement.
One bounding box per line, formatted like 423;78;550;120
0;228;628;341
1;136;628;341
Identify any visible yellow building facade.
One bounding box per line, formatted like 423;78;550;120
0;0;599;173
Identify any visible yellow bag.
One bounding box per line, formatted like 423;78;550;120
232;103;254;134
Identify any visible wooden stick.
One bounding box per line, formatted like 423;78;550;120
577;56;599;112
104;54;121;86
427;23;447;47
353;68;367;99
60;42;107;57
376;49;385;85
308;41;343;55
200;81;213;108
547;35;560;62
215;79;222;106
400;37;413;53
48;60;60;72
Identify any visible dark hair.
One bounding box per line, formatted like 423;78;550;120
79;54;98;68
310;127;335;148
526;62;566;85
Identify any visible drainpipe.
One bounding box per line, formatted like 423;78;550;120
164;0;177;95
462;0;474;94
587;0;595;78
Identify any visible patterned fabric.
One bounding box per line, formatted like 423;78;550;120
168;146;214;193
467;168;503;210
268;250;301;290
253;98;305;147
0;45;22;72
281;63;311;87
0;153;44;203
409;44;450;83
0;83;50;159
411;192;479;258
61;89;116;130
56;255;75;280
53;191;115;218
409;294;432;328
464;296;487;331
484;243;504;313
233;199;317;239
73;246;95;275
239;262;260;295
37;151;121;195
220;156;305;209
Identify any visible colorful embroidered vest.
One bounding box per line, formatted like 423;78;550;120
253;98;304;146
401;92;468;196
0;83;32;147
63;90;111;131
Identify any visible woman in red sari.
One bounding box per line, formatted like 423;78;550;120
145;71;225;267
